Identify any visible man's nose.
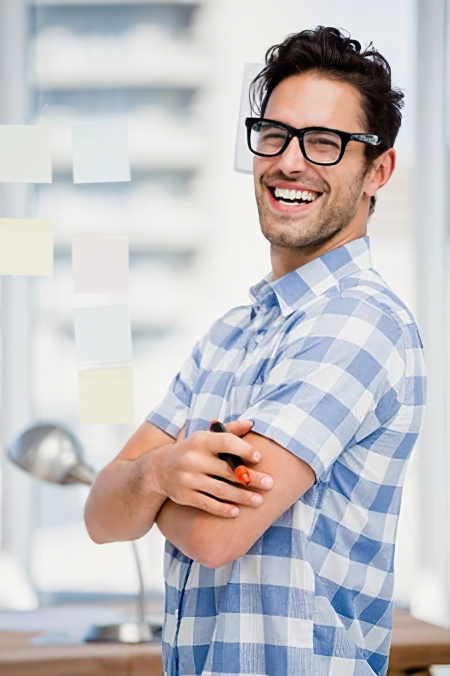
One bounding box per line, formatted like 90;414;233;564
275;136;310;174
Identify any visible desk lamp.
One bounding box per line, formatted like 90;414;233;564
8;423;162;643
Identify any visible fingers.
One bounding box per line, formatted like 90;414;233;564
245;468;275;490
208;421;275;491
192;491;240;518
181;430;275;489
222;419;253;437
210;457;275;491
155;424;275;518
198;474;264;508
190;430;261;465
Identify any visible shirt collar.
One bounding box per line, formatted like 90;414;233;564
249;235;373;317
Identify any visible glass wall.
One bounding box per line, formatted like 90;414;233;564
29;0;211;602
0;0;438;625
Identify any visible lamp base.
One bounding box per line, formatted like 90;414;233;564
85;621;162;643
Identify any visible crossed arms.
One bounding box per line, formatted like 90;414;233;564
84;420;315;568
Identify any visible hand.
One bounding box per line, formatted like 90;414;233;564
148;420;275;518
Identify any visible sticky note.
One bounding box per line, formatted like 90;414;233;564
0;219;53;275
78;367;134;425
234;63;264;174
72;236;128;293
0;125;52;183
72;125;131;183
74;305;133;364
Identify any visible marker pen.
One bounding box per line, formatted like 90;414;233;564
210;420;251;485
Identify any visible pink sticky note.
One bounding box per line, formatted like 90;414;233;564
72;235;128;294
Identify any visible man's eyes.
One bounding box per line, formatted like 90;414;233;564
314;139;339;147
306;134;340;149
260;126;287;138
261;131;287;140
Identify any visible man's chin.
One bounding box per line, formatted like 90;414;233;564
260;220;314;249
260;214;346;252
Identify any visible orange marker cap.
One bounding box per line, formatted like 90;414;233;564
235;466;251;485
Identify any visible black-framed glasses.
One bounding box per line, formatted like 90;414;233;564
245;117;381;166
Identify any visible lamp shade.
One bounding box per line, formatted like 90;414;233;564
8;423;96;486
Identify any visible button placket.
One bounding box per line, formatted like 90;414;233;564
249;310;266;350
233;309;278;380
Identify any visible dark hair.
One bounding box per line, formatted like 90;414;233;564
250;26;404;215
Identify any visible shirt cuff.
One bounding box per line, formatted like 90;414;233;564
243;416;327;482
146;410;185;440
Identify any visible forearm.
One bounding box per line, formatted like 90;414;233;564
156;499;203;561
85;446;168;544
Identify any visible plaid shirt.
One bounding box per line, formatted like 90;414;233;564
147;235;427;676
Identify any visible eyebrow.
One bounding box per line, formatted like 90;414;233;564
261;119;365;134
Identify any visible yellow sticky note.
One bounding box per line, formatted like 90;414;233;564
0;219;53;276
0;125;52;183
78;367;134;425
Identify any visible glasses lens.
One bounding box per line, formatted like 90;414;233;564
249;121;289;156
304;130;342;164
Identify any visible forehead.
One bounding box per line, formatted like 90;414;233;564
264;71;366;132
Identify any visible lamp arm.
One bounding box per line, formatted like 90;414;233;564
131;541;146;626
68;463;147;626
67;463;97;486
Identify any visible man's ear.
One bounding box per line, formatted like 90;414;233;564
363;147;396;198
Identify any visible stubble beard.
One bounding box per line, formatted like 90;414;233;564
256;170;367;256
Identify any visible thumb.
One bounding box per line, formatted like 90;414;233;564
222;419;254;437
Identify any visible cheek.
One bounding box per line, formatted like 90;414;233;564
254;157;276;183
323;165;361;198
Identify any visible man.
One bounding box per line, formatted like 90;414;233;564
85;27;427;676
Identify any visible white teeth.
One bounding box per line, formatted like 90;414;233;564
273;187;318;202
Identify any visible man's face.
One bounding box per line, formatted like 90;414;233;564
254;72;373;252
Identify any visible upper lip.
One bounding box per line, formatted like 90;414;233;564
266;182;323;194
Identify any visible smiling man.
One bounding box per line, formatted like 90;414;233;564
85;27;427;676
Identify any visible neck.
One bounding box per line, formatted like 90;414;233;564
270;221;367;280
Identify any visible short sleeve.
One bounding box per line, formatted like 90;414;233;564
146;334;206;439
239;300;406;481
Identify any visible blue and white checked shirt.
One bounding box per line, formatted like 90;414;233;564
147;235;427;676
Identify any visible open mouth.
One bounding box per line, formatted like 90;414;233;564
267;186;322;206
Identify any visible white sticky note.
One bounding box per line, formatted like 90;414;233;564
74;305;132;364
72;236;128;294
78;367;134;425
0;219;53;275
234;63;264;174
72;125;131;184
0;125;52;183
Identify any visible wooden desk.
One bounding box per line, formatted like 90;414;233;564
0;607;450;675
0;631;162;676
0;600;165;676
389;608;450;675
